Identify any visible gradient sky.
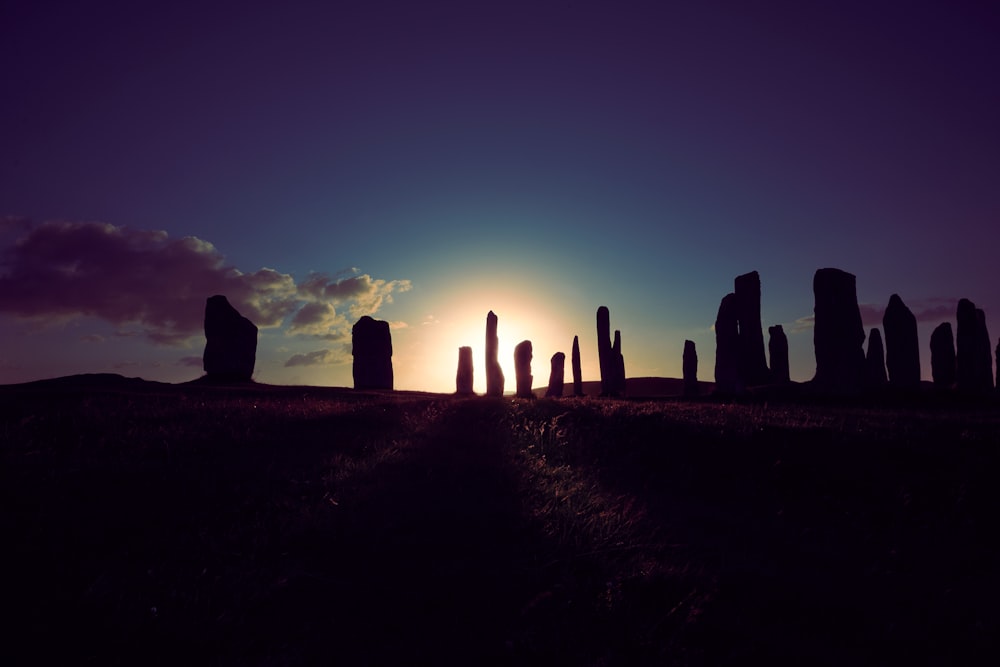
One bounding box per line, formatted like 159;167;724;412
2;0;998;393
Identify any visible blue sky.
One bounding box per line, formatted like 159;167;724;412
2;0;998;392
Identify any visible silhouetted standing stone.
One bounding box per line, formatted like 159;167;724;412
352;316;393;390
571;335;584;397
456;346;474;395
930;322;956;389
597;306;614;396
683;340;698;397
768;325;790;385
714;293;742;394
996;339;1000;393
812;268;866;393
514;340;533;398
203;295;258;381
486;310;505;397
546;352;566;398
612;330;626;396
883;294;920;389
735;271;770;386
956;299;993;393
865;327;888;388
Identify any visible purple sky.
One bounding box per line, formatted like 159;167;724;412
2;1;998;391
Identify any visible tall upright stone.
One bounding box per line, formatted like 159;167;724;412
930;322;956;389
976;309;994;390
735;271;770;386
514;340;533;398
682;340;698;397
714;293;742;394
883;294;920;389
865;327;888;388
546;352;566;398
956;299;993;393
597;306;614;396
812;268;866;393
203;295;258;381
456;346;474;395
612;330;626;396
996;339;1000;393
352;316;393;390
768;324;790;384
571;335;584;397
486;310;505;397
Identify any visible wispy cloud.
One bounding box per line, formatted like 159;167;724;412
0;219;411;345
284;349;344;367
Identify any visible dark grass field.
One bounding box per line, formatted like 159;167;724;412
2;376;999;665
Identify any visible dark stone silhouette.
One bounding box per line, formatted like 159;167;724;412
930;322;956;389
767;325;790;384
883;294;920;389
714;293;742;394
735;271;770;386
996;339;1000;393
203;295;258;381
865;327;888;388
597;306;614;396
352;316;393;390
956;299;993;393
514;340;533;398
546;352;566;398
485;310;505;397
812;268;866;393
456;346;474;395
571;335;584;397
682;340;698;397
612;330;626;396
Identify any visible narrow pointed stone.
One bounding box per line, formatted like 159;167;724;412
571;335;584;396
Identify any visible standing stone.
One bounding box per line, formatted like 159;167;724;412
571;335;584;397
682;340;698;396
883;294;921;389
546;352;566;398
865;327;888;388
352;316;393;390
976;309;994;390
768;325;790;384
203;295;258;381
612;330;626;396
514;340;533;398
930;322;956;389
456;346;474;395
486;310;505;397
714;293;742;394
812;268;866;393
996;339;1000;393
597;306;614;396
955;299;993;393
735;271;770;386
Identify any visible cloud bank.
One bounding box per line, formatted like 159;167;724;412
0;220;411;350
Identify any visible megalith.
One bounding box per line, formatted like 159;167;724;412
683;339;698;397
203;295;258;381
514;340;533;398
865;327;888;388
812;268;866;393
597;306;614;396
768;325;790;384
735;271;770;386
456;346;474;395
956;299;993;393
714;292;742;394
930;322;956;389
352;316;393;390
486;310;505;397
612;330;626;396
571;335;584;397
546;352;566;398
883;294;920;389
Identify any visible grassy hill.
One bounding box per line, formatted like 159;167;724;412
2;376;998;665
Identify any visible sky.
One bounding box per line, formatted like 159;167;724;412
2;0;998;393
